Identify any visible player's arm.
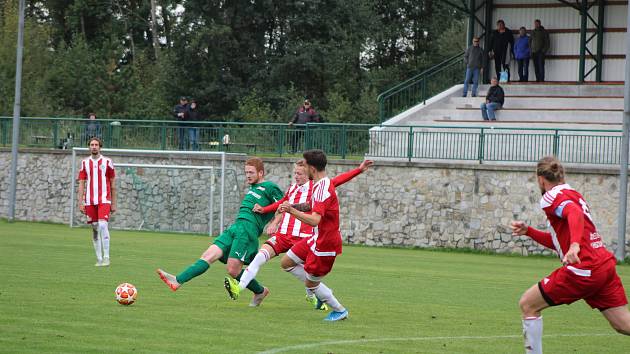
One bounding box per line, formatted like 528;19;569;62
560;202;585;264
257;194;287;214
78;180;86;214
510;221;555;249
331;160;373;187
279;202;321;226
109;176;116;213
291;202;311;212
265;213;283;235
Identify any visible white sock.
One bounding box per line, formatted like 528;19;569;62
91;223;102;262
305;287;315;297
239;249;270;290
522;316;543;354
284;263;308;282
311;283;345;312
98;221;110;259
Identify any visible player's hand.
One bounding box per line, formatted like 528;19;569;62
266;223;278;235
359;160;374;172
111;203;117;213
562;243;581;265
253;203;264;213
79;204;86;214
510;221;528;236
278;201;293;214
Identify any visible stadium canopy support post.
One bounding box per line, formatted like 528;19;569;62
8;0;25;221
617;2;630;262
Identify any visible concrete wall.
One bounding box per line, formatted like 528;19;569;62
2;149;629;256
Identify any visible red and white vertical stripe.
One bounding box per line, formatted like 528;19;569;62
279;181;313;237
78;156;115;205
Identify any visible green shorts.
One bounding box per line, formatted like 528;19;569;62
213;220;260;265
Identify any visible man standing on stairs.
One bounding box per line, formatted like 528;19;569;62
463;36;484;97
480;77;505;121
489;20;514;82
531;19;550;82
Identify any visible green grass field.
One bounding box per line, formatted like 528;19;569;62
1;220;629;353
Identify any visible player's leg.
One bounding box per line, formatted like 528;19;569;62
91;222;102;266
237;243;277;291
85;205;103;266
96;204;112;266
305;278;346;321
519;283;550;354
223;223;268;303
601;306;630;335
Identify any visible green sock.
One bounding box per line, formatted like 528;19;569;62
236;269;264;294
176;259;210;284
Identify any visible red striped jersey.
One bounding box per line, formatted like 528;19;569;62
311;177;342;254
541;183;615;271
78;156;115;205
278;181;315;237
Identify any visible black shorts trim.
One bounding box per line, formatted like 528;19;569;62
538;281;557;307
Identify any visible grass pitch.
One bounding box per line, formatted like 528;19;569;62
1;220;629;353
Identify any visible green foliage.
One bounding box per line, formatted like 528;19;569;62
0;0;467;122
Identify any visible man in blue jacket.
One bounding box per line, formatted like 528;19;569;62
514;27;530;82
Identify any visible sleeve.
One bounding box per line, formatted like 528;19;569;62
291;109;299;123
106;159;115;179
271;185;284;203
311;184;333;217
172;106;179;119
544;31;551;53
464;47;469;65
331;168;362;187
526;226;555;249
561;202;585;245
78;161;87;180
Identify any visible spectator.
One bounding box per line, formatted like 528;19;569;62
514;27;531;82
481;77;505;121
463;36;484;97
531;19;550;82
288;99;321;153
187;99;201;151
489;20;514;82
84;113;102;145
173;96;188;150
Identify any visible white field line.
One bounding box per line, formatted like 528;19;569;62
257;333;615;354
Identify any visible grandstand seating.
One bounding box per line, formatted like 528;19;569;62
385;83;624;129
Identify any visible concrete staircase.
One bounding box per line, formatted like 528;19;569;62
387;83;624;129
369;83;625;163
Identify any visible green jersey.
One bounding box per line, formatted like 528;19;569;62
236;181;284;232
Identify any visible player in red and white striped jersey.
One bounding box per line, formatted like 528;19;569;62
226;159;372;309
278;150;349;321
511;156;630;354
77;138;116;267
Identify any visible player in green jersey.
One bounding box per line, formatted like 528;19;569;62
157;157;284;306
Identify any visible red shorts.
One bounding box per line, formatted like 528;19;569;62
85;204;111;223
265;233;307;255
539;259;628;310
286;237;337;281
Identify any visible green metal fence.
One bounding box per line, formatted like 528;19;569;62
377;52;466;123
0;117;624;165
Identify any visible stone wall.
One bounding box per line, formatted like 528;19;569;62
1;149;629;255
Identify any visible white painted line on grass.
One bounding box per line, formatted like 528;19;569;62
257;333;615;354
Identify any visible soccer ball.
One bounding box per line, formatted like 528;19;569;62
115;283;138;305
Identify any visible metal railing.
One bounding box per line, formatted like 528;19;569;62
377;52;466;123
0;117;624;165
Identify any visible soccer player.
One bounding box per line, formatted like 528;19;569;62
277;149;348;321
511;156;630;354
77;137;116;267
156;157;284;306
224;159;373;309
